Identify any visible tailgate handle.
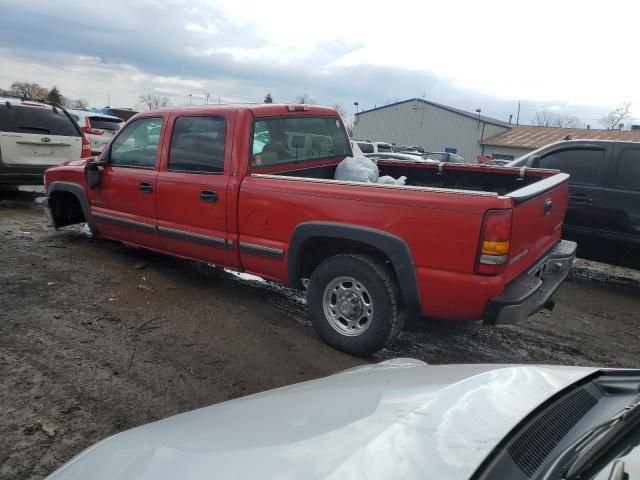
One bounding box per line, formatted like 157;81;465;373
200;190;218;203
543;198;553;215
569;194;593;203
139;182;154;194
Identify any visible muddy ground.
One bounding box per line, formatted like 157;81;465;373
1;191;639;479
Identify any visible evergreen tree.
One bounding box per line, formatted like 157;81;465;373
264;92;273;103
47;86;63;104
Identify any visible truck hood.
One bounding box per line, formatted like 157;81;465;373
47;360;598;480
62;158;93;167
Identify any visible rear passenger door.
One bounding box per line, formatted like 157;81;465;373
596;145;640;246
155;113;233;266
537;145;612;246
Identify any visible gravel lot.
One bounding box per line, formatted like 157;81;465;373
1;190;639;479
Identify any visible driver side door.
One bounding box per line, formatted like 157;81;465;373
88;115;166;249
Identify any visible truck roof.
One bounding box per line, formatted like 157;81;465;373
140;103;338;118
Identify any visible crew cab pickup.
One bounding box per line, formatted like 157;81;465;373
43;104;577;355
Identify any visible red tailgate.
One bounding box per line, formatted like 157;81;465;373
504;176;569;283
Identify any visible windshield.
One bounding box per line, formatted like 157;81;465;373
0;104;80;136
89;116;123;131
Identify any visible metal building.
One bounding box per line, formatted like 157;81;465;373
352;98;510;162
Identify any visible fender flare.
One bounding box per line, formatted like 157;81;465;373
288;221;421;314
47;181;97;235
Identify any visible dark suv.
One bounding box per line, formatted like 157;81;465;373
509;140;640;267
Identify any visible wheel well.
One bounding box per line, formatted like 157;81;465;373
49;190;85;227
298;236;393;281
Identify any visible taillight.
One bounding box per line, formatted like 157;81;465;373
81;118;103;135
476;209;512;275
81;136;92;158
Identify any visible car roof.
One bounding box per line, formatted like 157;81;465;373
0;96;58;110
66;109;123;121
137;103;338;118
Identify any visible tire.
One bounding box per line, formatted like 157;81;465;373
307;254;405;356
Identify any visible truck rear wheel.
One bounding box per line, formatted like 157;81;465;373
307;254;405;356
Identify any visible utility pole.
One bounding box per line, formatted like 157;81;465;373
107;94;111;107
516;101;521;126
205;92;210;104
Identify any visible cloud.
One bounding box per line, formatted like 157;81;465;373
0;0;638;127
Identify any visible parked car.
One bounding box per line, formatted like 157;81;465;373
482;158;511;166
507;140;640;258
67;109;124;154
352;140;393;154
43;104;576;355
365;152;432;163
0;97;90;185
45;359;640;480
422;151;470;163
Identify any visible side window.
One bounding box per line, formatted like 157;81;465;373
169;116;226;173
538;148;605;185
614;149;640;191
109;117;162;169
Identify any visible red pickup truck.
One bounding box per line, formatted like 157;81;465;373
43;104;576;355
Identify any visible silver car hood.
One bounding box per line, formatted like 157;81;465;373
47;360;598;480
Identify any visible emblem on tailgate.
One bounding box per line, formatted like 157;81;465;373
41;137;51;143
509;249;529;265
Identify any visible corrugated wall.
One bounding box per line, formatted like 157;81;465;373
352;100;510;161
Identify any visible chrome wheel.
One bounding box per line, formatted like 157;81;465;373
322;276;374;336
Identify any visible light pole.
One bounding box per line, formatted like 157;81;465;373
354;101;359;114
188;93;192;105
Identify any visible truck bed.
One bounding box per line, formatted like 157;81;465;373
275;160;559;197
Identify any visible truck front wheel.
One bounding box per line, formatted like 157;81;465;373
307;254;405;356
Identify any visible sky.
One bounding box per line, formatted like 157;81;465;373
1;0;639;127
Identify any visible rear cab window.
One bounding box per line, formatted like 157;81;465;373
0;104;80;136
538;148;605;185
251;116;350;168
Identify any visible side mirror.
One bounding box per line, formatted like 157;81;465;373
86;158;107;189
528;155;541;168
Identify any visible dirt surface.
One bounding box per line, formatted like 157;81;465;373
1;191;639;479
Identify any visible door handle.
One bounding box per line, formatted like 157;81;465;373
200;190;218;203
139;182;154;194
569;194;593;203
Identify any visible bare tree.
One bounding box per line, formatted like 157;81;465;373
10;81;48;100
333;103;348;119
600;102;632;129
137;94;171;111
65;98;88;109
533;111;580;128
295;93;316;105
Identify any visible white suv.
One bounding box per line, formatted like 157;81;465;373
67;109;124;154
0;97;90;185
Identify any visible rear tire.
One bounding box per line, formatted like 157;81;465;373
307;254;405;356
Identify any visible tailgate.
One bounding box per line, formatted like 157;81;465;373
504;173;570;283
0;133;82;166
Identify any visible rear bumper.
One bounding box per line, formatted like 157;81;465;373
484;240;577;325
0;160;49;185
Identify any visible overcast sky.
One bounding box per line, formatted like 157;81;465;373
1;0;638;126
